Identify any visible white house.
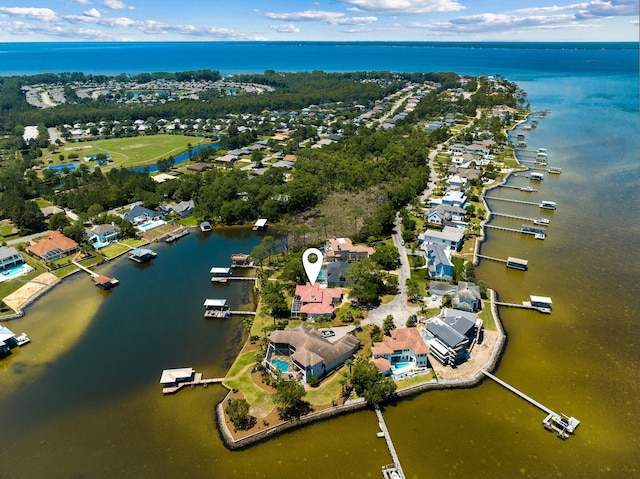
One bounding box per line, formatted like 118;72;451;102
418;226;465;251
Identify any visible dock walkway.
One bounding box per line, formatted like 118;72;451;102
375;405;405;479
482;371;553;415
162;374;223;394
483;196;540;207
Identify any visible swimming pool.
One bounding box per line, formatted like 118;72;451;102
137;219;166;232
391;361;415;374
272;358;289;374
0;263;34;283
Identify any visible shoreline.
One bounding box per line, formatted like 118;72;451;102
213;114;531;450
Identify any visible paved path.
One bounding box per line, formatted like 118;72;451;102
367;215;420;328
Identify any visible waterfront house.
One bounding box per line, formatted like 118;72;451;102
371;328;430;376
441;191;467;207
452;282;482;312
87;224;119;246
0;246;24;272
418;226;465;251
439;308;483;343
265;323;359;383
124;205;164;225
429;281;455;297
26;231;78;262
446;174;468;190
422;318;470;366
324;237;375;262
174;200;194;218
424;204;468;226
423;243;454;281
291;282;342;319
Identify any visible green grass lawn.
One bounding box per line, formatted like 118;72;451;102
47;134;211;170
479;300;497;331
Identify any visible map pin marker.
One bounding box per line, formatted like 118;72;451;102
302;248;323;286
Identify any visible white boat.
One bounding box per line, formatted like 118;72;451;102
520;186;534;192
533;218;550;225
548;167;562;174
543;413;580;436
535;233;546;240
539;201;557;210
199;221;212;232
15;333;30;346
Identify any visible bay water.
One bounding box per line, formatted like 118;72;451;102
0;42;638;478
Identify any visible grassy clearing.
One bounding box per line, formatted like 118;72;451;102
479;301;497;331
46;135;209;170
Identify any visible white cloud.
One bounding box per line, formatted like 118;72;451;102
265;10;376;25
103;0;134;10
84;8;101;18
270;23;301;33
336;0;464;15
513;1;638;18
0;7;59;23
65;13;137;27
72;0;92;4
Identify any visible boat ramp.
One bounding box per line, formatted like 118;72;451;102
482;370;580;440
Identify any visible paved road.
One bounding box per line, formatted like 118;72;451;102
366;215;420;328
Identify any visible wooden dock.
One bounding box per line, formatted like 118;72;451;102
489;212;547;224
72;261;119;289
164;227;190;243
483;196;540;207
162;373;223;394
493;300;550;313
501;185;538;192
375;405;405;479
211;276;257;283
475;254;508;264
482;371;580;439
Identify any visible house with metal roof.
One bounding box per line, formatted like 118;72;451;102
418;226;465;251
424;204;467;226
265;323;359;383
423;243;454;281
452;282;482;312
422;318;470;366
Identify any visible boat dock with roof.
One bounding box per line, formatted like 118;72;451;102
160;367;223;394
72;260;119;289
482;370;580;439
128;247;157;263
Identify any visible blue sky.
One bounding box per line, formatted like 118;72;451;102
0;0;637;42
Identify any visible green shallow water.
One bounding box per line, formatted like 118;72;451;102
1;78;639;479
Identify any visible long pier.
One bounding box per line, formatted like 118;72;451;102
483;196;540;206
211;276;258;283
72;261;99;278
501;185;538;192
489;212;546;223
475;254;507;264
375;405;405;479
485;224;522;234
482;371;553;415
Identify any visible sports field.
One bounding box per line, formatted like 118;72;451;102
49;134;209;170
